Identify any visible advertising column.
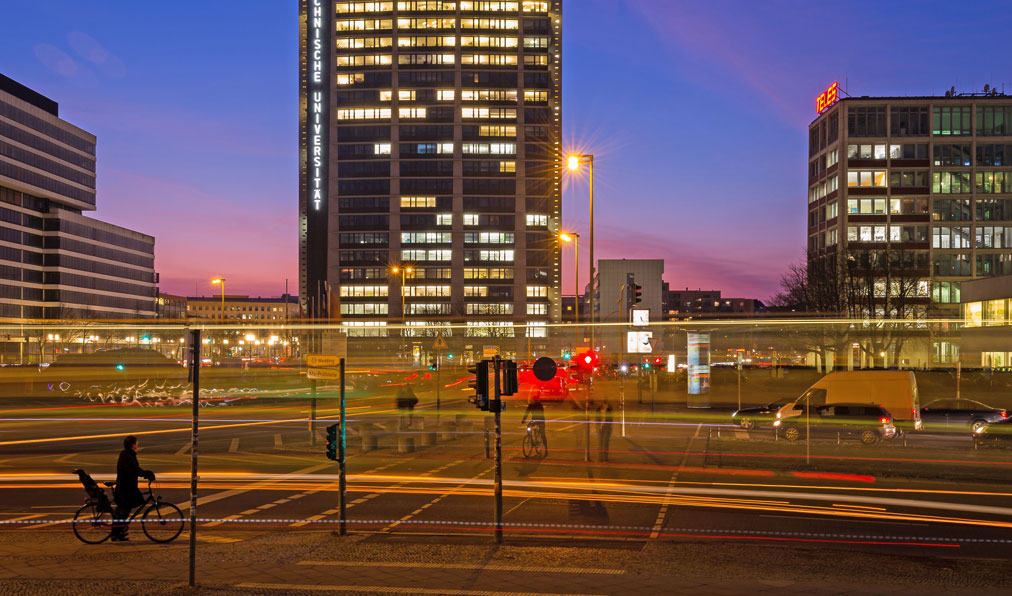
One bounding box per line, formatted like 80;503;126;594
686;332;710;408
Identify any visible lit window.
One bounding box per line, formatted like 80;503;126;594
396;17;457;29
336;73;365;85
521;1;548;12
523;90;548;102
523;36;549;49
461;89;518;102
526;286;548;298
335;19;392;31
464;286;488;297
527;303;548;315
460;1;519;10
464;213;479;226
402;232;452;244
335;37;392;49
336;2;394;13
461;18;518;29
525;214;547;227
398;36;456;47
436;213;452;225
374;143;391;154
379;90;393;101
399;107;428;118
337;107;392;120
398;53;455;65
462;54;517;66
339;285;390;297
523;55;548;66
401;196;437;208
436;89;456;101
336;54;392;67
478;125;516;137
399;90;416;101
462;108;517;119
460;36;518;48
398;2;457;12
499;161;515;173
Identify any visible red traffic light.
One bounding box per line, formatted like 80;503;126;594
654;357;663;365
577;351;599;369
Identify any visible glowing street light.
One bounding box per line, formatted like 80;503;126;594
559;232;580;324
211;278;226;322
565;153;595;347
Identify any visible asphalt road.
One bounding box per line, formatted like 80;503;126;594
2;378;1011;562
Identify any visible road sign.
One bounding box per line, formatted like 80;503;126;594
307;354;343;368
532;356;557;382
627;331;653;353
432;333;448;350
307;367;342;380
482;345;499;358
631;309;650;327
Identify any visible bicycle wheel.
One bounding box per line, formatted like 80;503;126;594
522;429;538;457
72;503;113;544
142;501;184;543
532;430;544;458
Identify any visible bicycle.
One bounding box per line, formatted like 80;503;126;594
522;423;546;458
72;469;185;544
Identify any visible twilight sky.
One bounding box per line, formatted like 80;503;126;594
3;1;1012;300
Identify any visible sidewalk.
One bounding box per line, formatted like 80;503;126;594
1;529;1009;595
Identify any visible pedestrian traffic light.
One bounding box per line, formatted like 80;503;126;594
502;360;518;396
643;361;651;370
654;357;663;366
562;350;572;361
325;424;338;461
447;353;454;360
633;283;643;305
468;360;489;411
428;358;438;371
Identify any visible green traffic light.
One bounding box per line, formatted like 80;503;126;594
447;353;454;359
562;351;571;360
643;363;650;370
115;364;125;371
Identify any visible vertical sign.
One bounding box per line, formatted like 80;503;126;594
307;0;326;212
300;0;330;318
686;332;710;408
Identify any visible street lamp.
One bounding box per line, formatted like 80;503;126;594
390;265;414;355
559;232;580;325
566;153;595;348
211;278;226;322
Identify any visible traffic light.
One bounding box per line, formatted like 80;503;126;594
325;424;338;461
633;282;643;305
577;351;599;370
562;350;572;361
447;353;454;360
502;360;518;396
428;358;438;371
468;360;490;411
115;364;125;371
654;357;663;366
643;361;651;370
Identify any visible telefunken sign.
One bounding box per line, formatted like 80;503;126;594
308;0;326;210
815;81;839;114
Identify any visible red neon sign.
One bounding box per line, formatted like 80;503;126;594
816;81;839;114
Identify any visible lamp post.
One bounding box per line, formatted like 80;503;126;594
559;232;580;326
390;265;413;356
211;278;225;360
566;154;594;349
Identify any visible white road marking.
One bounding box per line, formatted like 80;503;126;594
237;583;605;596
297;561;625;574
229;438;240;452
651;422;701;538
175;443;190;456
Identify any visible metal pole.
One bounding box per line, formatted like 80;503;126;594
588;157;595;351
493;357;503;544
956;361;961;402
188;329;200;588
805;398;811;465
435;353;441;428
338;358;347;536
574;236;579;327
310;380;317;446
584;374;592;462
620;284;626;437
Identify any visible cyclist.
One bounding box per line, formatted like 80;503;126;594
521;392;547;456
111;435;155;541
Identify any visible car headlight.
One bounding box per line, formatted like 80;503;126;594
975;426;988;434
773;420;781;427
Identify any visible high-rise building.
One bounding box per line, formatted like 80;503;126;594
299;1;562;341
807;84;1012;316
0;74;156;321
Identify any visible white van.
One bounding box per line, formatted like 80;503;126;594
777;371;921;430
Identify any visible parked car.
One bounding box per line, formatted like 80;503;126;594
919;398;1007;433
973;417;1012;449
773;403;897;444
731;397;795;430
775;371;921;431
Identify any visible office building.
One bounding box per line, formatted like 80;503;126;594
807;84;1012;316
0;74;156;321
298;1;563;340
664;288;765;318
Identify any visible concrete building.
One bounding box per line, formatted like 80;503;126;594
0;74;156;321
664;288;765;318
960;274;1012;368
807;84;1012;317
155;292;187;320
185;294;299;323
593;259;664;323
298;1;563;341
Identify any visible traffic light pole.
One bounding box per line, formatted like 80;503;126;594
493;357;503;544
309;380;317;446
187;329;200;588
435;353;441;428
338;358;347;536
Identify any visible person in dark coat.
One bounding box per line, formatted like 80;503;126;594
521;393;547;456
112;435;154;541
597;401;615;462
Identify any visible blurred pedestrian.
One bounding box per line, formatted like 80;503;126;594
597;401;614;462
395;384;419;431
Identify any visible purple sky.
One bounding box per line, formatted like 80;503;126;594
4;1;1012;300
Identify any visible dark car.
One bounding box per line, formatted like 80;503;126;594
731;397;795;430
773;403;897;445
973;416;1012;449
919;398;1008;433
